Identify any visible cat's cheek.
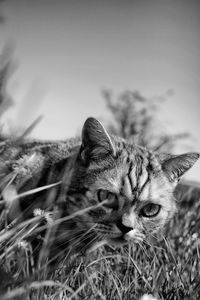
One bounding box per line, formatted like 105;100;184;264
158;208;174;226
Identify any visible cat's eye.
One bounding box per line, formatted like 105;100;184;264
140;203;161;218
97;189;118;210
97;189;109;202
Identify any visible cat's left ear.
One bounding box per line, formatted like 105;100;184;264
80;117;116;162
159;152;200;182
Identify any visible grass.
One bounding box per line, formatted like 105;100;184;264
0;180;200;300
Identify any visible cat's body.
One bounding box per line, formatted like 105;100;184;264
0;117;199;264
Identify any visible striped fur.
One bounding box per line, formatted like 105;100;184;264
0;117;199;261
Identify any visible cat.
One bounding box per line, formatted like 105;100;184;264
0;117;199;264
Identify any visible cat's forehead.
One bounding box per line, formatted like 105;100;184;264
117;142;161;172
114;145;172;201
93;146;159;184
121;159;169;200
114;139;155;163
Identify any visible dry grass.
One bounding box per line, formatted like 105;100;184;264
0;180;200;300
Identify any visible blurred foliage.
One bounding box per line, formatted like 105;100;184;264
0;1;14;128
0;44;17;138
0;45;15;115
103;89;189;152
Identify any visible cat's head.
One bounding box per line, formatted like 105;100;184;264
68;117;199;247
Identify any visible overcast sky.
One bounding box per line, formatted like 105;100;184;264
0;0;200;180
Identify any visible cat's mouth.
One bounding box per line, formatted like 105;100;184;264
107;231;145;245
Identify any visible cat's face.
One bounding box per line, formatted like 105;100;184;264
68;117;199;248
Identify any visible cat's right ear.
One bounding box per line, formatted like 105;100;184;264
80;117;116;163
159;152;200;182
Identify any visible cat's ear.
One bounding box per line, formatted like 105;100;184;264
159;152;199;182
80;117;116;161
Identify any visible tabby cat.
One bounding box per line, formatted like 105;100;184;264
0;117;199;263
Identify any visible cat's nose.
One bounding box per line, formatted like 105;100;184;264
116;219;132;234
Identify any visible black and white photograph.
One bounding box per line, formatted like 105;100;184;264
0;1;200;299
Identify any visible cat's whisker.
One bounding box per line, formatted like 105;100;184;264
54;222;98;250
56;230;91;248
67;225;98;250
149;231;164;241
137;241;150;257
80;234;101;254
55;231;85;245
142;237;166;252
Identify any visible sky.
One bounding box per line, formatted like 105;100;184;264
0;0;200;180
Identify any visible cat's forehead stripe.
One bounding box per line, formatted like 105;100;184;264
123;176;133;199
129;166;137;189
138;167;149;190
120;151;150;200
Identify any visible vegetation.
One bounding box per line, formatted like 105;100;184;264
0;51;200;300
102;89;189;152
